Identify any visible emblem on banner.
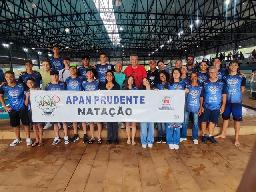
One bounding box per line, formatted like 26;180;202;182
34;95;60;115
158;96;174;110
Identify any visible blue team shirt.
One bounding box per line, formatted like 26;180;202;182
168;81;186;90
45;82;66;90
217;68;227;81
65;76;83;91
0;83;26;110
202;80;226;110
95;64;114;83
50;58;64;71
197;72;208;84
156;82;169;90
82;80;99;91
186;85;203;113
223;74;246;103
18;71;42;87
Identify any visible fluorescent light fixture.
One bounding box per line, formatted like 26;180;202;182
160;44;164;49
48;53;53;57
65;28;70;33
93;0;121;45
148;53;151;56
119;26;124;31
65;46;69;49
2;43;10;48
23;48;28;52
167;39;172;43
239;45;242;48
32;48;35;50
195;19;200;25
190;24;193;30
37;51;42;55
225;0;230;5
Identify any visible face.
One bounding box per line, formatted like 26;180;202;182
208;68;217;79
159;73;167;82
149;60;157;70
51;74;59;82
127;76;134;85
200;62;208;71
181;66;187;75
172;70;181;79
53;47;59;55
4;73;15;84
25;62;33;71
158;62;165;70
82;58;89;67
26;80;35;89
130;56;138;67
106;72;113;82
187;56;194;65
190;73;198;82
86;71;94;80
115;63;122;73
142;78;150;87
100;54;107;64
69;67;77;76
175;60;182;68
229;63;239;73
213;58;221;68
42;61;51;71
63;59;70;67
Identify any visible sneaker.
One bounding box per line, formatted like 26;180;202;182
43;122;52;129
52;137;61;145
208;136;217;144
156;139;162;143
193;139;199;145
162;138;166;144
87;137;95;144
142;144;147;148
173;144;180;150
127;139;131;145
169;144;175;150
9;139;21;147
132;141;136;146
70;134;79;143
64;136;69;145
83;134;89;144
201;135;208;144
180;138;187;142
26;138;32;146
148;144;153;148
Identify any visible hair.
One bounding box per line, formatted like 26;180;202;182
105;70;117;85
26;77;36;82
157;60;164;65
24;59;33;65
63;56;70;61
99;52;107;57
141;77;151;90
208;66;217;71
187;54;194;59
229;60;239;66
41;58;50;63
170;68;182;83
213;57;221;62
125;76;136;90
82;55;90;60
4;70;15;76
159;70;170;83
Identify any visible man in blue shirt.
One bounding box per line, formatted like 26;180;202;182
49;46;64;71
197;60;209;84
200;66;227;144
78;55;96;79
213;57;227;81
0;71;32;147
18;60;42;88
216;60;246;147
95;52;114;85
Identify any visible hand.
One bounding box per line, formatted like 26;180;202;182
185;88;189;94
200;107;204;114
198;108;202;116
3;106;11;112
25;92;30;97
220;105;225;114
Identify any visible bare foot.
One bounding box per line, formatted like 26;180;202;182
235;140;240;147
215;134;226;139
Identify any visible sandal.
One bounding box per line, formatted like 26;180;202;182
97;138;102;144
87;137;95;144
32;142;39;147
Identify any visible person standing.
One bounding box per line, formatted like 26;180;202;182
215;60;246;147
0;71;32;146
124;54;147;89
78;55;96;79
114;62;126;89
49;46;64;71
39;59;51;90
59;57;71;82
147;60;159;88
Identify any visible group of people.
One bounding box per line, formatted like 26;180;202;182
0;46;246;150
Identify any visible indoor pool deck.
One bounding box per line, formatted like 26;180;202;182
0;135;255;192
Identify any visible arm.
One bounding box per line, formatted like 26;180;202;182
220;94;227;114
24;91;30;106
199;96;204;115
0;94;11;112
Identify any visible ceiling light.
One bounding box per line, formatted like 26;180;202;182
2;43;10;48
65;28;70;33
195;19;200;25
37;51;42;55
160;44;164;49
225;0;230;5
23;48;28;52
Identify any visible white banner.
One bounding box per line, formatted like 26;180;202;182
30;90;185;122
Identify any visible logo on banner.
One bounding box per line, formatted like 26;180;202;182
158;96;174;110
35;95;60;115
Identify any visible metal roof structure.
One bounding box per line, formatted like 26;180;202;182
1;0;256;58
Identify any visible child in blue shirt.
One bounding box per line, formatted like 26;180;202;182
45;70;68;145
200;66;227;144
216;60;246;147
197;60;209;84
181;72;203;144
0;71;32;146
166;68;185;150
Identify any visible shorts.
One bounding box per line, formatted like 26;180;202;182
201;108;220;124
8;108;30;127
222;103;243;121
